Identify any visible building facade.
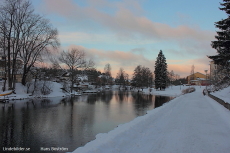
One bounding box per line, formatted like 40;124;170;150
187;72;210;85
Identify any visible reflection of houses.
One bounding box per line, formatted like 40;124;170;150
187;72;210;85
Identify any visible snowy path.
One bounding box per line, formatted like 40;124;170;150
73;87;230;153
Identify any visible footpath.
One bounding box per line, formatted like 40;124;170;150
72;87;230;153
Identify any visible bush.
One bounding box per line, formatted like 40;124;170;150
182;87;195;94
40;81;53;95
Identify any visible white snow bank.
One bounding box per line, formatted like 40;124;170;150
72;86;230;153
212;86;230;104
0;82;68;101
141;85;198;97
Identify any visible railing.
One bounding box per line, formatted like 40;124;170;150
208;93;230;110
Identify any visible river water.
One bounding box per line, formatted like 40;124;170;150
0;91;173;152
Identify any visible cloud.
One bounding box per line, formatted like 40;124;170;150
40;0;214;43
63;45;212;78
131;48;147;54
65;45;155;77
59;32;115;44
37;0;216;78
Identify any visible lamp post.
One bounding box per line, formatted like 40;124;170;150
204;70;208;92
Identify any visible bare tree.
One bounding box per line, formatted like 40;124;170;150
104;63;112;85
169;70;174;87
116;68;128;89
59;48;94;93
0;0;59;89
132;65;153;89
19;15;59;85
0;0;28;89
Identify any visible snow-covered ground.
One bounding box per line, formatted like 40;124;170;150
211;86;230;104
142;85;188;97
72;86;230;153
0;82;68;101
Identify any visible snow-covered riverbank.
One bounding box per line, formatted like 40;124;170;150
141;85;188;97
211;86;230;104
0;83;185;101
0;82;68;101
72;86;230;153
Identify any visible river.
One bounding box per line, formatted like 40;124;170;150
0;90;173;152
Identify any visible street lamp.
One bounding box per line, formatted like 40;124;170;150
204;70;208;93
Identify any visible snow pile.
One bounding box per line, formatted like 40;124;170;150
72;86;230;153
212;86;230;104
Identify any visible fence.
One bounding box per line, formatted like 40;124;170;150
208;93;230;110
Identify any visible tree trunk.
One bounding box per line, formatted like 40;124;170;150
21;66;27;86
7;39;12;89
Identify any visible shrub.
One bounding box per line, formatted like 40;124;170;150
40;81;53;95
182;87;196;94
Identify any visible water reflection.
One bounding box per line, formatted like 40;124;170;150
114;90;129;103
0;92;173;152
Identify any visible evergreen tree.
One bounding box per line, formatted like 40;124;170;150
209;0;230;73
154;50;167;90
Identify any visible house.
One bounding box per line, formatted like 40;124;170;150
57;72;70;81
0;57;23;83
209;60;227;82
0;59;5;79
187;72;210;85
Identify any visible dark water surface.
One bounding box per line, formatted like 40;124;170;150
0;91;173;152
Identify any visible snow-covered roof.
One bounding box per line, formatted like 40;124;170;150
77;75;88;81
196;78;206;80
98;74;106;78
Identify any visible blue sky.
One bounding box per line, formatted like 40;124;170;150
32;0;225;77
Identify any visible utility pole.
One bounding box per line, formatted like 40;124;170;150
204;70;208;93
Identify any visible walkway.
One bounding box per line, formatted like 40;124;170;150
73;87;230;153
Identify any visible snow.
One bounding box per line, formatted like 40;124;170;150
0;82;68;101
211;86;230;104
72;86;230;153
141;85;188;97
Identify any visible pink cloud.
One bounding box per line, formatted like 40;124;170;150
65;45;155;77
38;0;215;79
40;0;214;42
64;45;213;79
44;44;212;79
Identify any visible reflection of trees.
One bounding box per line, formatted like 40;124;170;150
0;96;97;152
40;99;51;106
100;91;113;104
131;93;153;116
61;96;77;106
0;101;53;152
114;90;129;103
0;108;15;147
155;96;172;108
86;94;98;104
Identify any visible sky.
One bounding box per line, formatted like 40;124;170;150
31;0;225;78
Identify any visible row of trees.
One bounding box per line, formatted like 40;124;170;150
0;0;59;91
0;0;182;92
